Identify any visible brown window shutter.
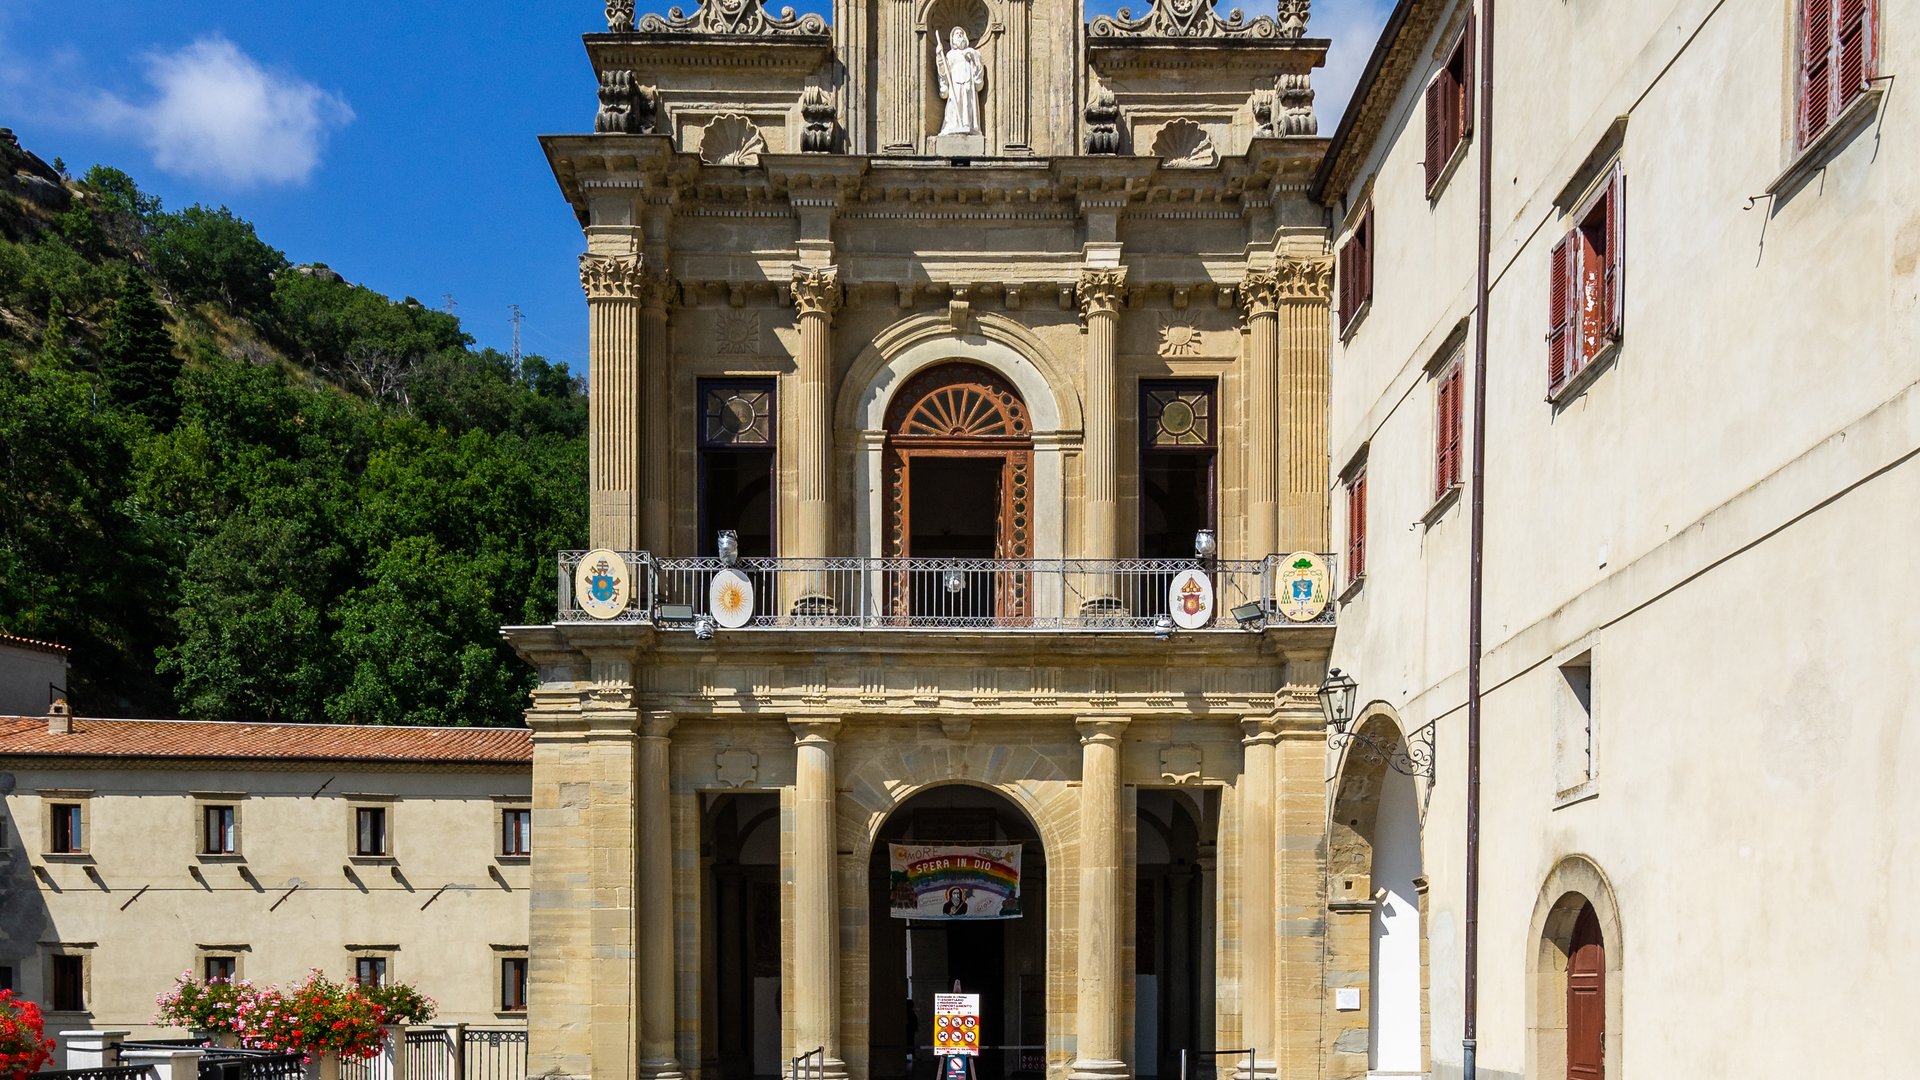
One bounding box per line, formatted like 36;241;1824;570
1434;374;1454;499
1360;205;1375;308
1337;235;1354;328
1603;167;1625;342
1802;0;1835;145
1424;79;1446;193
1547;232;1578;393
1836;0;1873;113
1461;11;1477;138
1347;473;1367;580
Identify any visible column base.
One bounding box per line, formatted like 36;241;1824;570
1231;1059;1277;1080
1068;1058;1131;1080
638;1062;685;1080
785;1057;849;1080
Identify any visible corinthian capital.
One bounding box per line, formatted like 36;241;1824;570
1238;268;1283;318
1277;256;1334;303
1076;267;1128;320
790;265;842;320
579;254;646;300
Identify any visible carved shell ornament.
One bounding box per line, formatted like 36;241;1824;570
638;0;828;36
699;114;768;166
1152;119;1218;168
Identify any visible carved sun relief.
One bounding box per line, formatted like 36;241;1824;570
1158;318;1202;356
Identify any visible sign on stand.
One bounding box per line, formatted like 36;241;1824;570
932;993;981;1057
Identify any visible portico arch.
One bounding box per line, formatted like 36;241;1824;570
839;314;1082;560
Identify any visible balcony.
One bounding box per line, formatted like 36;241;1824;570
556;553;1338;632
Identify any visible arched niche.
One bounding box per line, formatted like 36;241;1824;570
838;314;1081;560
1527;856;1625;1080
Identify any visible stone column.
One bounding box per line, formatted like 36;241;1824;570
1238;270;1282;560
1072;716;1130;1080
1077;268;1127;563
1236;717;1280;1078
790;267;842;562
790;716;848;1080
1275;258;1334;553
638;713;684;1080
638;272;676;553
582;255;646;550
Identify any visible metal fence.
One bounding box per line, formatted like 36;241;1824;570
559;552;1338;630
116;1043;303;1080
36;1068;158;1080
461;1029;526;1080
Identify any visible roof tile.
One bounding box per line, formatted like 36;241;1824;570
0;716;531;765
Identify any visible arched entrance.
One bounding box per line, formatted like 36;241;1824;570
1566;903;1605;1080
884;362;1033;622
703;793;782;1080
1527;859;1622;1080
867;785;1046;1080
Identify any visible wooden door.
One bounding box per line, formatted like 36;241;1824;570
1567;902;1605;1080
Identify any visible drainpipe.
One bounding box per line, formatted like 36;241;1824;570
1464;1;1496;1079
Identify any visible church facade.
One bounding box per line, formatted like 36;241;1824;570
504;5;1359;1080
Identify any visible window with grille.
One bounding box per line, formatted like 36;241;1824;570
698;380;776;558
49;803;83;854
1139;381;1217;558
501;957;529;1012
1337;204;1374;333
1434;358;1465;500
1424;15;1475;196
202;805;238;855
1798;0;1878;148
355;807;389;857
501;808;532;857
1547;165;1625;398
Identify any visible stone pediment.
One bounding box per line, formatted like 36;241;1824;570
1088;0;1310;41
608;0;828;36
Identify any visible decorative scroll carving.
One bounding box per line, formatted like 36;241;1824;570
637;0;828;36
800;85;837;152
699;114;767;165
1088;0;1304;40
1152;119;1218;168
1077;267;1128;318
595;70;654;134
607;0;636;32
1085;89;1122;154
790;265;842;319
1278;73;1317;135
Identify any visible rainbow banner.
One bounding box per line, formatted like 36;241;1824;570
887;843;1023;920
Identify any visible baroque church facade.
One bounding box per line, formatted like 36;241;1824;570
502;4;1373;1080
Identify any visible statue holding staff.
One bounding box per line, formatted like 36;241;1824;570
934;26;985;136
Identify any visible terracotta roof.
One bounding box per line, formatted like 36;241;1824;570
1309;0;1449;204
0;716;531;765
0;631;71;655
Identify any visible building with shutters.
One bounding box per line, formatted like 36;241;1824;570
1314;1;1913;1078
502;4;1364;1080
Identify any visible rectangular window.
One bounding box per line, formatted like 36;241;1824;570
1434;359;1465;500
50;803;84;854
355;807;389;857
0;965;13;993
1336;204;1375;332
1139;381;1217;557
204;956;238;983
1424;14;1475;195
500;957;529;1012
202;805;237;855
1799;0;1878;147
698;380;777;558
51;954;84;1011
501;809;532;857
1548;165;1625;397
1554;652;1597;796
1346;469;1368;583
355;956;388;988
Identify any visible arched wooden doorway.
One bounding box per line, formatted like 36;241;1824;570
1567;902;1605;1080
884;363;1033;622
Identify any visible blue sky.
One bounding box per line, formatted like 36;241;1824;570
0;1;1390;370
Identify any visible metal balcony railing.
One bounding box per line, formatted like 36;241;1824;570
558;552;1337;631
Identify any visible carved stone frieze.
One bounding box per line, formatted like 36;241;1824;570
790;265;843;319
1077;267;1128;319
595;70;655;134
1277;73;1317;136
1088;0;1304;40
1152;119;1218;168
637;0;828;36
1085;89;1122;154
698;113;768;166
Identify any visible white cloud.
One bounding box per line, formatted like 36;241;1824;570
1312;0;1397;132
93;36;352;188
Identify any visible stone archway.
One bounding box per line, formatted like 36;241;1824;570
1326;709;1427;1076
1527;857;1624;1080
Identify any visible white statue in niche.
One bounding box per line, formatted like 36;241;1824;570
933;26;985;136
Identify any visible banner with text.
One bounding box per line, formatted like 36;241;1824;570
887;843;1023;920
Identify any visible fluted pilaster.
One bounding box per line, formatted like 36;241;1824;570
638;272;676;553
790;267;842;561
1078;268;1127;562
581;254;646;550
1275;257;1334;552
1071;716;1131;1080
1239;270;1283;559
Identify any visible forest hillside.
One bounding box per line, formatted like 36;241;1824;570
0;129;585;726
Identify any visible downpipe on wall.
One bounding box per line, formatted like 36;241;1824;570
1465;0;1496;1079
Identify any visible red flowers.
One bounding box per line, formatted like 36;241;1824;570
0;990;56;1080
155;970;430;1063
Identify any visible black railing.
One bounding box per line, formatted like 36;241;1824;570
37;1068;159;1080
116;1043;303;1080
404;1029;454;1080
462;1029;526;1080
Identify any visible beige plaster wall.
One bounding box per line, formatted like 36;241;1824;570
0;761;530;1034
1325;0;1917;1076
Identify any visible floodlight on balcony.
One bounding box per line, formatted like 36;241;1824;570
1230;601;1265;629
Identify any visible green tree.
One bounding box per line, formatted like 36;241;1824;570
148;205;286;315
99;270;180;420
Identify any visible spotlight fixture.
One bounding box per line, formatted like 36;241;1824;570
1193;529;1217;559
1230;601;1265;629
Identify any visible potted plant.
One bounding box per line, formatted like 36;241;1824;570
0;990;56;1080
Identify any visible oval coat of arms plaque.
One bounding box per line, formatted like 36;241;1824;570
1277;551;1331;622
575;549;631;620
709;568;756;629
1167;568;1215;630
